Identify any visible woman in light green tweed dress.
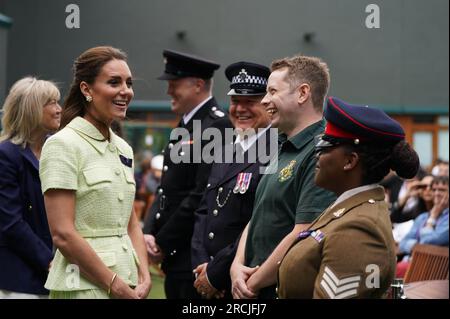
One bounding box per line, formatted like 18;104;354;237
40;47;151;299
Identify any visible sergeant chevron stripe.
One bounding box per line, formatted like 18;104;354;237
320;266;361;299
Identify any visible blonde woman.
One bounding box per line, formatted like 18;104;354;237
40;46;151;299
0;77;61;298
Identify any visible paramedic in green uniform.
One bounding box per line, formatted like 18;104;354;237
230;54;336;299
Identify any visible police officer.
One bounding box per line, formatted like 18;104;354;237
143;49;232;299
278;97;420;298
191;62;276;299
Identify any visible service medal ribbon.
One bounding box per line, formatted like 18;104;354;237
311;230;325;243
233;173;244;194
240;173;252;194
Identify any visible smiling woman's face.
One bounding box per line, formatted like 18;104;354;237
41;99;62;132
85;59;134;123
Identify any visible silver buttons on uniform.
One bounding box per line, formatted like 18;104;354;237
156;212;161;220
213;209;218;216
163;165;168;172
207;184;211;188
218;187;223;192
158;189;164;195
168;143;174;150
208;232;214;240
210;256;214;261
211;107;217;111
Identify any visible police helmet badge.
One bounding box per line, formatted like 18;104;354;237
238;69;248;81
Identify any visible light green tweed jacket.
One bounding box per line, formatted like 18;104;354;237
40;117;139;291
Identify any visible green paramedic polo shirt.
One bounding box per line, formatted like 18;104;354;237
245;119;336;268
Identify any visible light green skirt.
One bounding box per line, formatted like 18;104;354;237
49;289;110;299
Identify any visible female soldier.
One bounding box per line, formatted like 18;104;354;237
278;97;419;299
40;46;151;299
0;77;61;297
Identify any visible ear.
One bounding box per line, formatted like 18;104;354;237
343;151;360;171
80;81;91;98
194;78;205;93
297;83;311;104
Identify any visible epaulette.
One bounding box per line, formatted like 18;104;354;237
209;106;225;119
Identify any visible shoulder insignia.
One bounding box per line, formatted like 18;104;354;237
333;208;346;218
320;266;361;299
214;110;225;118
209;106;225;118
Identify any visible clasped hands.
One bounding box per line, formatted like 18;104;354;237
230;262;259;299
193;263;225;299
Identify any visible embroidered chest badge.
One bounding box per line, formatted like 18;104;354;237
278;160;297;182
119;155;133;168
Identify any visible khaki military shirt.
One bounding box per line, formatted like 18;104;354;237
40;117;139;291
278;186;396;299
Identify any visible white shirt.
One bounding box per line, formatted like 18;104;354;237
234;125;271;153
329;184;379;211
183;96;213;125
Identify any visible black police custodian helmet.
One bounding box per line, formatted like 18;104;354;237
157;49;220;80
225;61;270;96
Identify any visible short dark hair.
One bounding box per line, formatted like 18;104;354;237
432;175;449;187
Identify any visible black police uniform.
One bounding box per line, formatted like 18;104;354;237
143;50;232;298
191;62;275;297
